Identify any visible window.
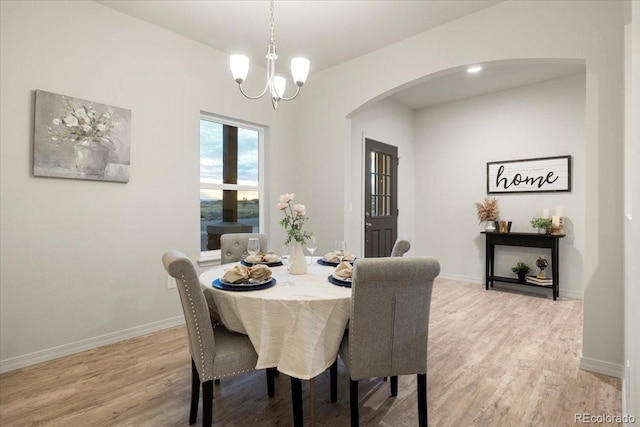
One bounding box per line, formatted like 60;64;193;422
200;115;263;254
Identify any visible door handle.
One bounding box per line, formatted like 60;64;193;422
365;222;372;227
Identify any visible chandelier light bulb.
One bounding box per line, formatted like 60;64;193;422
272;76;287;99
291;57;310;86
230;55;250;83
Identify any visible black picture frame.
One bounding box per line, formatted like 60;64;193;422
487;155;571;194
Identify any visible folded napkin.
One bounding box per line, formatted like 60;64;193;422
324;251;356;263
249;264;272;281
222;264;250;284
263;253;280;263
334;262;353;279
245;253;281;263
222;264;273;284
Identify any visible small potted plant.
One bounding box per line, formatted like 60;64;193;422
530;217;553;234
512;262;531;282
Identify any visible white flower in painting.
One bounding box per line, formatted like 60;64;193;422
48;99;119;152
75;108;88;119
63;115;78;127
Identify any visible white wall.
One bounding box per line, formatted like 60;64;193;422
414;74;586;298
0;1;296;371
347;97;415;257
295;0;625;374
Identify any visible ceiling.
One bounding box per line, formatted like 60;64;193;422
95;0;585;110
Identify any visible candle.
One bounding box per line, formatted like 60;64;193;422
552;215;560;226
542;209;549;218
556;206;564;217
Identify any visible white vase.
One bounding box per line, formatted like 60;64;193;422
289;242;308;275
485;221;496;232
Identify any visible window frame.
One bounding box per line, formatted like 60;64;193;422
198;113;265;264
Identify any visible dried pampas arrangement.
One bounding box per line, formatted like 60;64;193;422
475;197;499;223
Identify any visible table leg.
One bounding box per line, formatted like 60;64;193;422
291;377;303;427
310;377;316;427
552;242;559;300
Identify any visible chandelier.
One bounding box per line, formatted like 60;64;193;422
229;0;310;110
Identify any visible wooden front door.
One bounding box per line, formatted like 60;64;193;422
364;138;398;257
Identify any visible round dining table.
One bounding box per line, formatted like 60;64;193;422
199;258;352;426
198;258;351;380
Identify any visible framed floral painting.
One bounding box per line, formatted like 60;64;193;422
33;90;131;183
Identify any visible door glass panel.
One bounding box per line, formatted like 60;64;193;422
369;151;392;217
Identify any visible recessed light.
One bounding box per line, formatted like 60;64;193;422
467;65;483;73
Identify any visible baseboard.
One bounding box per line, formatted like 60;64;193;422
580;355;624;379
438;272;484;284
0;316;184;374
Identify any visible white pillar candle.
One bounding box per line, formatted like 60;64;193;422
542;209;549;218
555;206;564;217
552;215;560;226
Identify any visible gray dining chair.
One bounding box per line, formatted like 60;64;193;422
390;238;410;257
162;250;275;426
220;233;269;264
333;257;440;427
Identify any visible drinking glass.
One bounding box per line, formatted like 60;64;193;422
247;238;260;258
306;236;317;265
280;245;293;286
335;240;347;264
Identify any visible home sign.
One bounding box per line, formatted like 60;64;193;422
486;155;571;194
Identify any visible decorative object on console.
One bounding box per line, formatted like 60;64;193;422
33;90;131;183
511;262;531;282
229;0;310;109
475;197;499;231
530;217;553;234
486;155;571;194
535;257;549;279
498;220;512;233
551;207;565;235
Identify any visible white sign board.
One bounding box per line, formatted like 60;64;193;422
487;156;571;194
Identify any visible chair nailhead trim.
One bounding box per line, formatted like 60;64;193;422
181;273;208;379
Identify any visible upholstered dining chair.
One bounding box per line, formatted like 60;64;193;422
220;233;269;264
162;250;275;426
390;238;411;257
334;257;440;427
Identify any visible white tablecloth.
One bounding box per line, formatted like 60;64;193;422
199;259;351;380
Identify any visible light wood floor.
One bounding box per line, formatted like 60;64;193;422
0;279;621;426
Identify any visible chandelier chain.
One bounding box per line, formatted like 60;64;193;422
269;0;275;45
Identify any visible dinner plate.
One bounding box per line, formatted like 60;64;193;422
327;275;352;288
213;277;276;291
317;258;356;267
241;259;283;267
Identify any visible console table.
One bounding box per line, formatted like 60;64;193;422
481;231;565;300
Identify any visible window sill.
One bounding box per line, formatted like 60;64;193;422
197;253;221;268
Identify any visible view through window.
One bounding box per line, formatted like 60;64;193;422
200;116;261;253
